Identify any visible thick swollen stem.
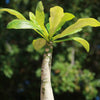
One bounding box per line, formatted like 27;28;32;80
40;42;54;100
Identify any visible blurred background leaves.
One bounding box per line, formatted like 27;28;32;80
0;0;100;100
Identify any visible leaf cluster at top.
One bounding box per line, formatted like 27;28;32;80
0;1;100;52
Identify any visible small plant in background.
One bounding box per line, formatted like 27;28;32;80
51;52;100;100
1;1;100;100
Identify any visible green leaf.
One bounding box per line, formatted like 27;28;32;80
32;38;46;51
49;6;63;37
72;37;89;52
54;37;90;52
46;23;50;33
54;18;100;40
46;23;62;33
7;19;41;29
35;1;48;38
29;12;42;30
29;12;36;22
3;65;13;78
55;13;75;33
29;12;47;38
54;37;89;52
49;6;75;37
36;1;45;26
0;8;26;20
29;12;40;26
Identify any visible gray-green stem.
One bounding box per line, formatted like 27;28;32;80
40;42;54;100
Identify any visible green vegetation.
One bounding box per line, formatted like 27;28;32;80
0;0;100;100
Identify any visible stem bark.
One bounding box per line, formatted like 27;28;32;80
40;42;54;100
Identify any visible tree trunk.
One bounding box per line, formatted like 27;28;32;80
40;42;54;100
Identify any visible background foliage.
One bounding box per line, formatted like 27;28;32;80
0;0;100;100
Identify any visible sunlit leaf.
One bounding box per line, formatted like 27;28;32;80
32;38;46;51
55;13;75;33
36;1;44;26
49;6;75;37
54;29;82;40
29;12;36;22
54;18;100;40
72;37;89;52
54;37;89;52
49;6;63;37
0;8;26;20
35;1;48;37
29;12;42;30
29;12;46;38
46;23;62;33
7;19;41;29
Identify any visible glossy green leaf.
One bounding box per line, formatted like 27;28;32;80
49;6;75;37
54;29;82;40
35;1;48;37
7;19;41;29
29;12;36;22
46;23;62;33
72;37;90;52
36;1;44;26
0;8;26;20
58;13;75;28
54;18;100;40
29;12;46;38
54;13;75;34
54;37;89;52
29;12;42;30
32;38;46;51
49;6;63;37
46;23;50;33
